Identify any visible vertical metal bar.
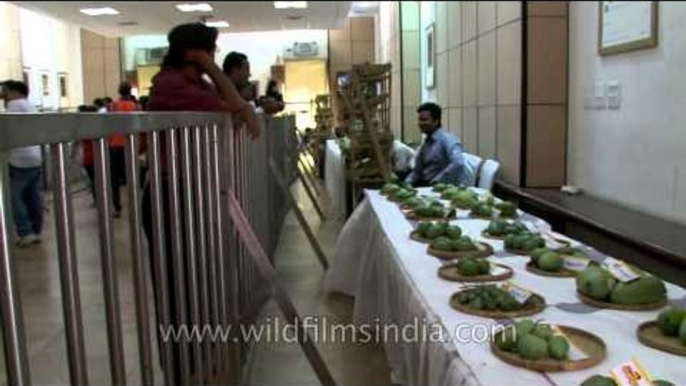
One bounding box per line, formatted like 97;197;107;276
147;132;175;386
197;126;218;382
202;125;219;380
223;124;242;384
0;153;31;386
93;139;127;385
50;142;89;385
178;127;203;384
165;129;191;385
124;134;154;386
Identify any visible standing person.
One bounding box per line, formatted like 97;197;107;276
259;79;285;114
221;51;250;89
78;105;98;204
405;102;474;187
1;80;43;247
108;82;139;217
143;22;258;385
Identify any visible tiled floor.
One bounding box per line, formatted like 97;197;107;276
2;178;391;385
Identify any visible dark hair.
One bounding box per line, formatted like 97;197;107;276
118;82;132;97
78;104;98;112
163;23;218;68
93;98;105;108
417;102;442;122
104;97;113;104
2;80;29;97
266;80;277;93
222;51;248;75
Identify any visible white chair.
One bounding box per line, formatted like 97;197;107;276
477;159;500;190
463;153;483;187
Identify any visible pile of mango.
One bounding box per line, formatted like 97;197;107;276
485;220;530;237
576;265;667;305
381;182;417;200
504;232;546;253
495;319;571;360
415;221;462;240
401;196;443;211
456;257;491;276
455;285;543;312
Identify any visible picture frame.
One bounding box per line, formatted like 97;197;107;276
425;23;435;89
598;1;658;56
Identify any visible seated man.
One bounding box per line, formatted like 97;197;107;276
405;102;474;187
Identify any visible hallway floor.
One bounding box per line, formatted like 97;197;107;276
3;177;392;385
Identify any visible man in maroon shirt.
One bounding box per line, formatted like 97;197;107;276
143;23;258;384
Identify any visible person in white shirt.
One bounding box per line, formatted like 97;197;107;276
1;80;43;247
391;138;416;181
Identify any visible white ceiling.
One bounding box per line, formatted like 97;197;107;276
11;1;356;37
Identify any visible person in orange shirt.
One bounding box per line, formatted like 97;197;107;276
109;82;139;217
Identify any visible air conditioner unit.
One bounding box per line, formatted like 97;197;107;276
292;42;319;57
134;47;168;66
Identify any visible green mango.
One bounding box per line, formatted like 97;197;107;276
657;308;686;337
457;258;480;276
515;320;536;336
425;224;445;239
441;187;461;199
495;327;518;351
433;239;453;252
504;235;517;249
446;225;462;240
529;248;550;263
473;203;494;217
577;266;614;301
580;375;617;386
538;252;564;272
487;220;507;236
610;276;666;305
453;237;476;252
517;334;549;360
477;259;490;275
497;201;518;217
416;222;432;237
522;237;543;252
532;324;554;340
548;335;570;360
381;184;400;194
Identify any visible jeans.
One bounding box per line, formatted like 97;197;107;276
110;147;125;212
10;165;43;237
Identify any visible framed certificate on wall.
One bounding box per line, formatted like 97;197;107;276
598;1;658;56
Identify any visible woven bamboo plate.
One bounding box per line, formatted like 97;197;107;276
637;321;686;356
388;195;416;203
491;326;606;372
438;263;513;282
405;212;457;222
428;242;494;260
409;231;434;244
504;247;534;256
577;291;667;311
481;230;508;240
526;261;577;278
449;292;546;318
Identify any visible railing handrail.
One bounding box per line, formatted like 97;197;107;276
0;112;233;151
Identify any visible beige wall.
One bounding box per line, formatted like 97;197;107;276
422;1;523;184
0;2;22;82
568;2;686;224
81;29;121;104
328;16;376;126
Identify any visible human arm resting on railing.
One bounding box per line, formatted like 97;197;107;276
186;50;260;139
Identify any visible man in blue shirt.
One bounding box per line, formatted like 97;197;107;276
405;102;474;187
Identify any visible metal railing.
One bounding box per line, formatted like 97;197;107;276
0;111;299;385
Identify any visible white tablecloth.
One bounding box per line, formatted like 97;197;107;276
324;188;686;386
324;139;346;220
